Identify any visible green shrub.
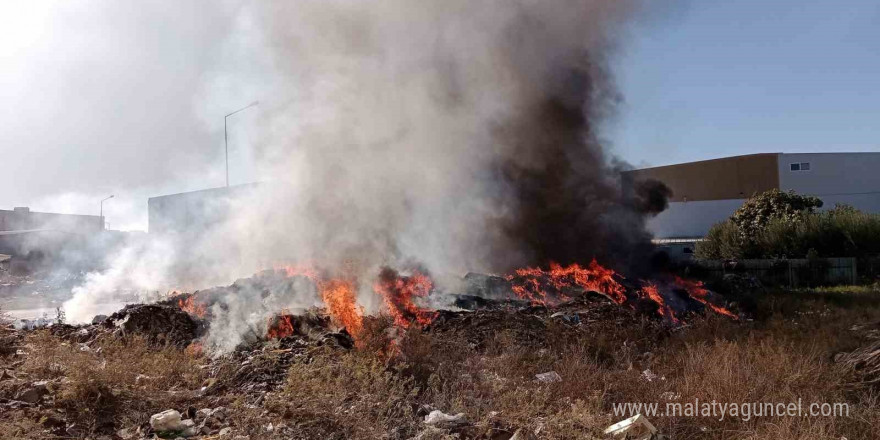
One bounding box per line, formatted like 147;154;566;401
696;192;880;260
695;221;742;260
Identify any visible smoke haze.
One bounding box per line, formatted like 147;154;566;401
0;1;244;230
28;0;670;349
230;0;649;273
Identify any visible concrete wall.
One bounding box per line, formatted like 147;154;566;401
148;184;257;236
0;208;102;257
0;207;102;233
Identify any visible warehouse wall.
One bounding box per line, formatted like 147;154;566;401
645;199;746;238
636;152;880;238
624;153;779;202
779;152;880;213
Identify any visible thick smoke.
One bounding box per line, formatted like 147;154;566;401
62;0;669;348
234;0;656;272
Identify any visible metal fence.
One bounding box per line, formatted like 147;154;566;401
859;257;880;284
694;258;858;287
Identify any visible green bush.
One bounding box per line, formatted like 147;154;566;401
695;221;742;260
696;192;880;260
731;189;822;242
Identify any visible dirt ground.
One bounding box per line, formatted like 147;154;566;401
2;284;880;440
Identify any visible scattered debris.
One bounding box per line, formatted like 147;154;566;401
535;371;562;383
836;321;880;388
604;414;658;440
660;391;681;400
150;409;185;432
14;384;48;404
510;428;538;440
424;410;468;429
641;369;663;382
550;311;581;324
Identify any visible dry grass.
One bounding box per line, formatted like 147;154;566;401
3;286;880;439
17;332;206;434
264;287;880;440
0;306;15;359
262;346;421;439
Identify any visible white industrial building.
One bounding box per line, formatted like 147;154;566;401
625;152;880;243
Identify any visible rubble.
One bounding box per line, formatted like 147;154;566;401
425;293;658;351
193;406;229;435
14;381;49;404
103;304;200;347
150;409;184;432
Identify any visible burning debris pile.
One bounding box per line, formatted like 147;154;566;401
0;253;744;437
47;303;200;349
162;260;737;353
4;273;880;439
467;261;737;324
148;259;740;360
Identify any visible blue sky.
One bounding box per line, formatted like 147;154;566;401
608;0;880;168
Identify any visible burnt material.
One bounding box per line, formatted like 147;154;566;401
103;304;200;347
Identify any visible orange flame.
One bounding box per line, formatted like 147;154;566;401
319;279;363;337
507;260;628;305
266;313;297;339
373;267;437;328
673;276;738;319
639;283;680;324
178;296;207;319
277;263;320;280
276;264;364;336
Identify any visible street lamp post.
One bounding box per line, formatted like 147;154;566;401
224;101;259;187
100;195;114;230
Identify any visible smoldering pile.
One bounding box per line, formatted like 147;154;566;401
2;265;740;419
160;264;739;354
33;260;740;363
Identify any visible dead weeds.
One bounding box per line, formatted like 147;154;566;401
2;287;880;439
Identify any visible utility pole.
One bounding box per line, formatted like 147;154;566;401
100;195;114;230
224;101;259;187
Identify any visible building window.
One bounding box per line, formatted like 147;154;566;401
790;162;811;171
790;163;800;171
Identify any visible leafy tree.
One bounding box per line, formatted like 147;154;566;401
730;189;823;243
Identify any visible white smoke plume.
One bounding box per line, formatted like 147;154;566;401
63;0;654;351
